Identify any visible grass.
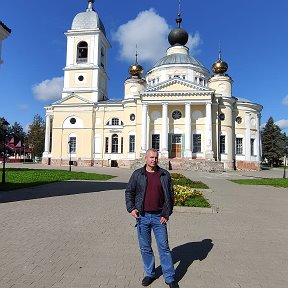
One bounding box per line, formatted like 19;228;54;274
0;168;115;191
171;173;211;208
230;178;288;187
177;195;211;208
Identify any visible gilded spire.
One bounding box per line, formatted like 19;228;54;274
134;45;138;63
218;40;224;61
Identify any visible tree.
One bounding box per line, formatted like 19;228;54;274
27;114;45;159
261;117;286;166
0;117;10;154
9;122;26;144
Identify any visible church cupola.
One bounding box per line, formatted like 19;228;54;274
128;51;144;78
168;10;188;47
212;48;229;75
208;44;233;97
124;49;146;99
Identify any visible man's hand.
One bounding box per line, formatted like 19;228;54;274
130;209;140;219
160;217;168;224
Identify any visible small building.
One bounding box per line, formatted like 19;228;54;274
42;0;263;171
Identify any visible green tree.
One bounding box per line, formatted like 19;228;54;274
0;117;11;154
27;114;45;159
261;117;286;166
9;122;26;144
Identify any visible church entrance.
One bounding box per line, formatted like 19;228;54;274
171;134;182;158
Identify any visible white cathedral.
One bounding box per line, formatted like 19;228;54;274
42;0;263;171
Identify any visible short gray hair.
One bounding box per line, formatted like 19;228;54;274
145;148;158;156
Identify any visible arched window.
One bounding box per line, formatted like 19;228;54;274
106;118;124;126
68;136;76;153
112;118;119;126
77;41;88;63
111;134;118;153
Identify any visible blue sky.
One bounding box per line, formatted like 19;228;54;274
1;0;288;133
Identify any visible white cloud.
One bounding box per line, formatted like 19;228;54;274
112;9;201;66
275;119;288;130
282;95;288;105
32;77;64;101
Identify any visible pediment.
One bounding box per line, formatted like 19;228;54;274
144;78;213;93
52;93;94;106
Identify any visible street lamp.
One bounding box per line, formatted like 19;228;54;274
1;120;10;184
283;146;288;179
68;140;72;172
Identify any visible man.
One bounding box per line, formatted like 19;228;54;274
125;148;179;288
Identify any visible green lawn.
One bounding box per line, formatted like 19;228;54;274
230;178;288;188
0;168;115;191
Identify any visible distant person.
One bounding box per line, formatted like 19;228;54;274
125;148;179;288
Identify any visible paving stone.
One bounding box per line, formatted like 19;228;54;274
0;164;287;287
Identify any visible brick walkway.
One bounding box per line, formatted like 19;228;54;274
0;164;287;287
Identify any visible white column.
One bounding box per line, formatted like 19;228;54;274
184;102;192;158
205;102;214;160
44;114;51;155
255;113;261;161
245;112;251;161
161;103;169;158
141;103;148;154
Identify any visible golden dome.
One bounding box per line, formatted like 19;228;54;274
128;63;144;77
212;59;228;74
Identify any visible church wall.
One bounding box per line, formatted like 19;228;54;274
49;107;95;163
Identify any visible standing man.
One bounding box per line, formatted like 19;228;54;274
125;148;179;288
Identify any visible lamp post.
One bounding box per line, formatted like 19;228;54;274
68;140;72;172
283;146;288;179
1;120;10;184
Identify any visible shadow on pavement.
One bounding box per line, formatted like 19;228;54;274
0;181;128;203
155;239;214;282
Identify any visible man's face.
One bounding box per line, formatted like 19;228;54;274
145;151;158;168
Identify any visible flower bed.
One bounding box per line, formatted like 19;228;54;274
171;173;210;208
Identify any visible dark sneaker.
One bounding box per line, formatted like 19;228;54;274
166;281;180;288
142;276;156;286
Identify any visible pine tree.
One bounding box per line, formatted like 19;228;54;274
261;117;286;166
27;114;45;159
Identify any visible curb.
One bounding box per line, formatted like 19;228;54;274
174;206;215;214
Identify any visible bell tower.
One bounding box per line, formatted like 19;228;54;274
62;0;111;102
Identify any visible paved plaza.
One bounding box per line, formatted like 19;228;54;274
0;164;287;288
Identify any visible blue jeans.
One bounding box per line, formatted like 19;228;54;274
137;212;175;284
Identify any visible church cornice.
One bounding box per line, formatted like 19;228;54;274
141;90;213;97
52;93;95;106
144;78;213;93
235;99;263;112
63;65;106;71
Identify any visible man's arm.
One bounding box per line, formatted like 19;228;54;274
125;171;137;213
